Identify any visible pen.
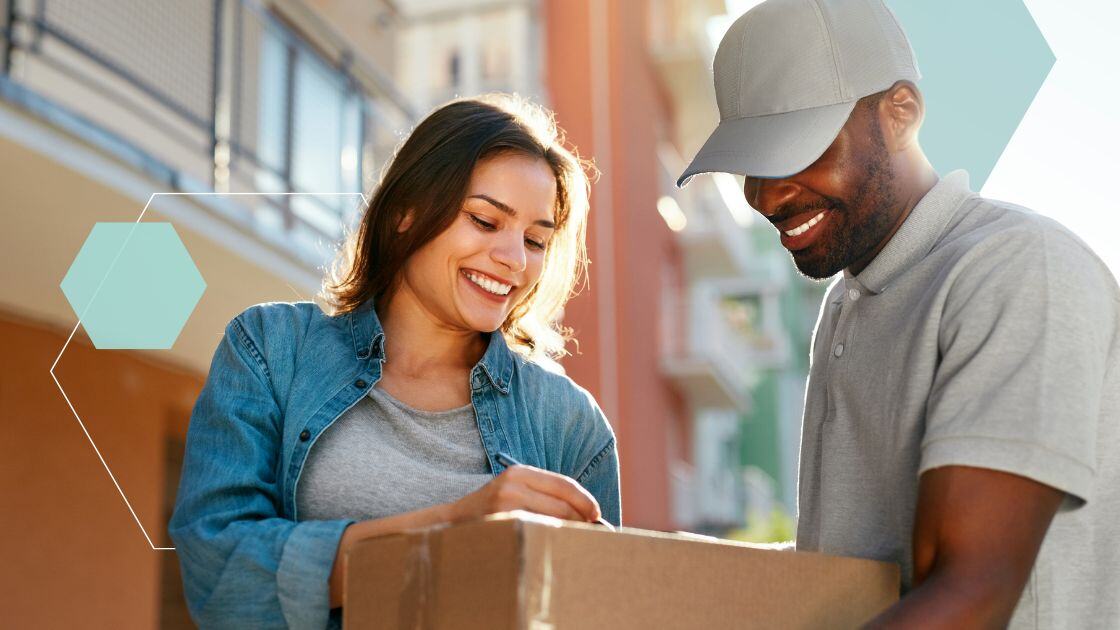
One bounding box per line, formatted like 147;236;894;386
495;451;615;530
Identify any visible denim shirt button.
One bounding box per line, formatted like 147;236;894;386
354;379;367;389
298;429;311;442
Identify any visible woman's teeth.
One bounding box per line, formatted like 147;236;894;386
785;211;826;237
465;271;512;296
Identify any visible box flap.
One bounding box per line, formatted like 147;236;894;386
344;518;525;629
517;519;898;629
344;513;899;629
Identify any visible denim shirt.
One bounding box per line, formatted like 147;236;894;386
169;300;621;629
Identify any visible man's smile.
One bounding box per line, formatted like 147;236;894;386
778;208;832;252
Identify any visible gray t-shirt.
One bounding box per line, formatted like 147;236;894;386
796;170;1120;628
296;386;493;522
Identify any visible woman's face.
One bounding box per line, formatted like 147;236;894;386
398;152;558;333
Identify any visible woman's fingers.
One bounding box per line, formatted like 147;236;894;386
504;465;601;522
509;486;583;521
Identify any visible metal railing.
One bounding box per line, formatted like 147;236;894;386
0;0;416;264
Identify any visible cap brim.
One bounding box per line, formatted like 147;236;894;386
677;100;858;187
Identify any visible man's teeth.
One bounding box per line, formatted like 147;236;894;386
466;272;512;296
784;211;826;237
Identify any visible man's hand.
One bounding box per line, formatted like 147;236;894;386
865;465;1064;629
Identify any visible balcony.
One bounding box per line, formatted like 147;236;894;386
647;0;727;159
660;280;753;412
647;0;724;111
0;0;416;269
715;272;793;371
660;272;793;413
0;0;416;374
692;408;747;530
657;143;752;279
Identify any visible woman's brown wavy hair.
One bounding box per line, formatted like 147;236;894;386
319;94;595;360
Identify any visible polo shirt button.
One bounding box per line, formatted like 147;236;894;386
834;344;845;357
354;379;367;389
848;288;861;301
299;429;311;442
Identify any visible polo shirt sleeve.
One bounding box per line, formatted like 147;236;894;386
919;222;1120;508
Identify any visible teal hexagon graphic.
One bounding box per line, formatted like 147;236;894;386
60;222;205;349
886;0;1055;188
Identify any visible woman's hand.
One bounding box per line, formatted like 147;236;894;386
330;465;602;608
450;464;602;524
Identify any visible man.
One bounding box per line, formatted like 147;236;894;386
678;0;1120;627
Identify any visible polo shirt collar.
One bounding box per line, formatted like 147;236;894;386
349;298;514;393
845;170;975;294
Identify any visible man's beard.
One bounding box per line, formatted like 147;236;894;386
790;126;899;280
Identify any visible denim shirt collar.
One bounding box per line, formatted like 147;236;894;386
347;299;515;394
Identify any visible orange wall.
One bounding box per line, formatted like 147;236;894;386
545;0;688;531
0;310;201;628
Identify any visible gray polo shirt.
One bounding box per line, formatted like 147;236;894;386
795;170;1120;628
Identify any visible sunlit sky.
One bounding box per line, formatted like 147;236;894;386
708;0;1120;281
983;0;1120;280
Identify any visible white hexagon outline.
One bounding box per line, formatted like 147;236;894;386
51;191;368;551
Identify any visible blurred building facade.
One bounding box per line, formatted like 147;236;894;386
0;0;412;626
0;0;820;626
394;0;545;111
391;0;827;534
387;0;810;532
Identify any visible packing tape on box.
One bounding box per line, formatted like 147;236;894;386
392;518;558;629
523;527;556;630
398;529;437;630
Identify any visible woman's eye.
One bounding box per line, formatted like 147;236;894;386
525;238;546;251
468;214;496;230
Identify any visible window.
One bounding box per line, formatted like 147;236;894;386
254;20;365;247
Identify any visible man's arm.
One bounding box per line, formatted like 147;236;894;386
865;465;1064;629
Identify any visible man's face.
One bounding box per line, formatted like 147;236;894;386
743;100;899;279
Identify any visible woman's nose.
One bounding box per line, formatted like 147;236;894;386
491;231;527;273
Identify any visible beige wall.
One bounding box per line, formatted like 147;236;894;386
0;2;402;627
303;0;401;76
0;311;201;629
0;94;339;630
0;100;332;376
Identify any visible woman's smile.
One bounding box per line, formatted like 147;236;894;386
461;268;515;303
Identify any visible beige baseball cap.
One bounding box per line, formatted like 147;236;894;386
677;0;920;187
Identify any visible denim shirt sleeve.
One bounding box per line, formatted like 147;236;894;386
566;392;621;527
575;436;622;527
169;317;352;629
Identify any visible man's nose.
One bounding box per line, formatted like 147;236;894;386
491;231;527;273
743;176;800;219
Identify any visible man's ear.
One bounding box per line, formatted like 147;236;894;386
881;80;924;153
396;210;415;233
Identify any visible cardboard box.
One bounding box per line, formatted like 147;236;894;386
344;512;898;629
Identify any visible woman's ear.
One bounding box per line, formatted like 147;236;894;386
396;210;415;233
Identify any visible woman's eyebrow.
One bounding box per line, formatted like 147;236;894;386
468;194;556;229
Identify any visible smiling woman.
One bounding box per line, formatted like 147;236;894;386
323;94;592;361
168;95;619;629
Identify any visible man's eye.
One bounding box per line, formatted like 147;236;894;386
468;214;497;230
